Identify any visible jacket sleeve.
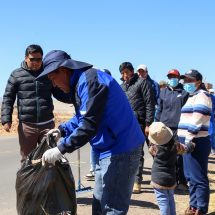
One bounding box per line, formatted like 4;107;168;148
141;80;155;126
1;73;18;125
155;90;163;121
58;80;109;154
52;86;74;104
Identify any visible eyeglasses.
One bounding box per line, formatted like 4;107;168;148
29;58;42;62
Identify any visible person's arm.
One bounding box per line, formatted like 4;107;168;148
185;92;212;143
58;78;109;154
154;90;163;121
141;80;155;126
1;72;18;127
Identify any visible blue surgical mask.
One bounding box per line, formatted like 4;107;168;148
168;78;179;88
183;83;197;93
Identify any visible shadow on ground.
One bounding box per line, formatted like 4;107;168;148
77;197;159;209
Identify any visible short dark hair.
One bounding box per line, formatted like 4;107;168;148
119;62;134;73
25;44;43;56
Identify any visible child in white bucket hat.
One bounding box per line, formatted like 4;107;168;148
148;122;184;215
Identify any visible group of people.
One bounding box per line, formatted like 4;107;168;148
1;44;214;215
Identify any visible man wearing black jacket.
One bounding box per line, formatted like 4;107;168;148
120;62;155;193
1;44;71;163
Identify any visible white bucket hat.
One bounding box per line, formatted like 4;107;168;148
148;122;173;145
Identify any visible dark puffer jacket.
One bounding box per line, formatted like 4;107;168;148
1;61;72;124
121;73;155;126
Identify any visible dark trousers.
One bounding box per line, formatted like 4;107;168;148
18;121;55;163
135;125;148;184
172;129;187;185
183;136;211;214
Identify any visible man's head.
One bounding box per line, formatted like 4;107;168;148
25;44;43;71
36;50;93;92
136;64;148;79
167;69;180;88
180;69;203;93
119;62;134;83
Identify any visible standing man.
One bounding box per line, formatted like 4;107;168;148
120;62;155;194
155;69;189;190
37;50;144;215
1;45;71;163
136;64;160;104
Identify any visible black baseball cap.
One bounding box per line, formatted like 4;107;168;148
180;69;202;81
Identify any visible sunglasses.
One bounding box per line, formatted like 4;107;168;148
29;58;42;62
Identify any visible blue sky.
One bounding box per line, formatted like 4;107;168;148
0;1;215;97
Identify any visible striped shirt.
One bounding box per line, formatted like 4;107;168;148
178;89;212;143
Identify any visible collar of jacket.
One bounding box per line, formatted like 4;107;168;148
127;73;139;86
167;83;184;92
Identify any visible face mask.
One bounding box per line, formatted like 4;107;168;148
183;83;197;93
168;78;179;87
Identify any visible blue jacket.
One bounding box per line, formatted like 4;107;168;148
209;94;215;148
155;84;188;129
58;68;145;159
147;75;160;105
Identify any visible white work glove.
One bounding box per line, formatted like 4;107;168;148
46;128;61;145
42;147;64;166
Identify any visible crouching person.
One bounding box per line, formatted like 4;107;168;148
36;50;144;215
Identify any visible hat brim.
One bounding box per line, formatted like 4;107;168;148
36;59;92;80
180;74;196;80
148;126;173;145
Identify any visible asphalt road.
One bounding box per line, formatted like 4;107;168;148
0;136;92;214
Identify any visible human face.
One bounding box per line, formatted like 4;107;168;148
138;69;148;79
121;68;133;83
25;52;42;71
183;77;201;91
48;67;71;93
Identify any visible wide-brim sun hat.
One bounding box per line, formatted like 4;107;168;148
148;122;173;145
36;50;93;80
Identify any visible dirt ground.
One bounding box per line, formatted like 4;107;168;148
76;155;215;215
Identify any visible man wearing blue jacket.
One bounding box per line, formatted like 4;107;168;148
36;50;144;215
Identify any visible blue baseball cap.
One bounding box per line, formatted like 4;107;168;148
36;50;93;80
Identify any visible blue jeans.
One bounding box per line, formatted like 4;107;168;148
183;136;211;214
92;145;141;215
153;188;176;215
90;147;99;172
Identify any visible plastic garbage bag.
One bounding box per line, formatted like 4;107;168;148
16;137;77;215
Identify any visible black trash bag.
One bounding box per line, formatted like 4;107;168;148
16;137;77;215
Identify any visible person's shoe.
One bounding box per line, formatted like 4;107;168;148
211;148;215;156
184;207;196;215
133;183;141;194
194;210;205;215
85;171;95;180
176;183;189;191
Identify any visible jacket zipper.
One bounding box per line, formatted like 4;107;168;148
36;81;39;123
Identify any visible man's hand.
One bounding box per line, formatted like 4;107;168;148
46;128;61;144
145;126;149;136
3;122;12;132
148;144;157;156
42;147;64;166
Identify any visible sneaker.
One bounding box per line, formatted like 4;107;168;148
133;183;141;194
211;148;215;156
185;207;196;215
194;210;205;215
85;172;95;180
